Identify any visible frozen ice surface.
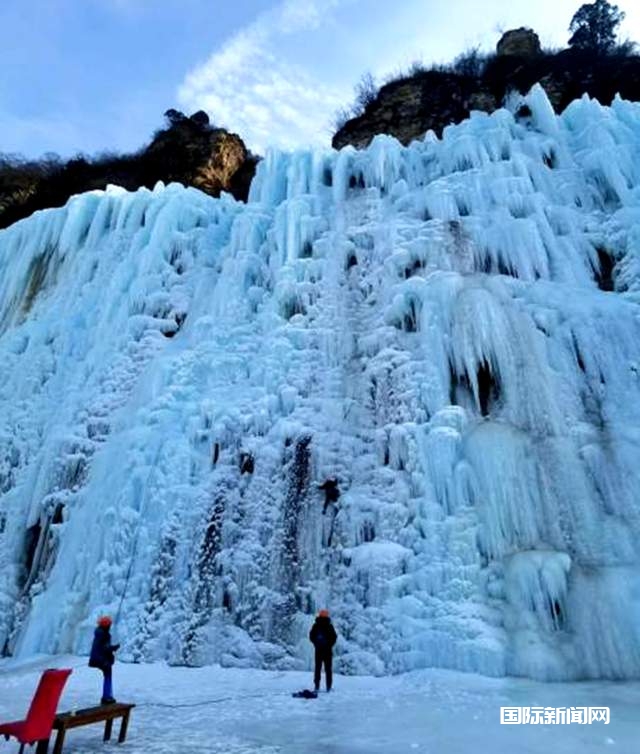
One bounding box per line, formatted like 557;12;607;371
1;656;639;753
1;86;640;681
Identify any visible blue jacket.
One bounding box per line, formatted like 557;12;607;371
89;626;118;669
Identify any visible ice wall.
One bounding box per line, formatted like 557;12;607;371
1;85;640;680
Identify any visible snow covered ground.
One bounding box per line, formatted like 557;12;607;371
1;656;638;753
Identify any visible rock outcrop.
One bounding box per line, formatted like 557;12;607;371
496;28;542;58
193;132;248;196
333;32;640;151
143;113;257;201
0;111;259;231
333;72;498;151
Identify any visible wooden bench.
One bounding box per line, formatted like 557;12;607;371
50;703;135;754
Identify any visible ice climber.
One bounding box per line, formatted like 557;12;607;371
89;615;120;704
318;478;340;514
310;609;337;692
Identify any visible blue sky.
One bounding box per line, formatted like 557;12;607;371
1;0;639;158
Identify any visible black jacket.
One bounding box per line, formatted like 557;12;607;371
89;626;118;669
309;617;337;652
318;480;340;503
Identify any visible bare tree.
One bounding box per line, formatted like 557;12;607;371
353;72;378;114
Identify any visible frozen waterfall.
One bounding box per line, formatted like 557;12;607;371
1;85;640;681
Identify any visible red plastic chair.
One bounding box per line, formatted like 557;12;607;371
0;668;72;753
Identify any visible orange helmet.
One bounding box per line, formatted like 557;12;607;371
97;615;112;628
318;609;330;618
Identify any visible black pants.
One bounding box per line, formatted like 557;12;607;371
314;649;333;691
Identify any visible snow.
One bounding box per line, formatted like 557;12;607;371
2;656;639;753
1;85;640;682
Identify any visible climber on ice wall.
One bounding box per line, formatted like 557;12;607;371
310;609;337;692
89;615;120;704
318;478;340;514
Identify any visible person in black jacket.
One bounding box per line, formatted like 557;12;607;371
309;609;337;692
89;615;120;704
318;478;340;514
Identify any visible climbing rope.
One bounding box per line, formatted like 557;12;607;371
135;691;288;709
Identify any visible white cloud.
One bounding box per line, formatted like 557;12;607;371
177;0;640;154
177;0;350;153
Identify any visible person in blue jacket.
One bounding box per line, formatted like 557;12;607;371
309;609;337;692
89;615;119;704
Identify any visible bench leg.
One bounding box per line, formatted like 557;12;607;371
118;712;131;744
104;718;113;742
52;728;66;754
35;739;50;754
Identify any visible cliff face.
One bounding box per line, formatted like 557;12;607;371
0;113;258;231
333;37;640;150
333;72;498;151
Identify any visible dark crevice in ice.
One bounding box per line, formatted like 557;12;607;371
594;248;615;292
23;523;42;586
281;296;307;320
404;258;425;279
478;253;518;278
477;360;499;417
450;359;500;417
272;435;312;643
573;335;586;373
